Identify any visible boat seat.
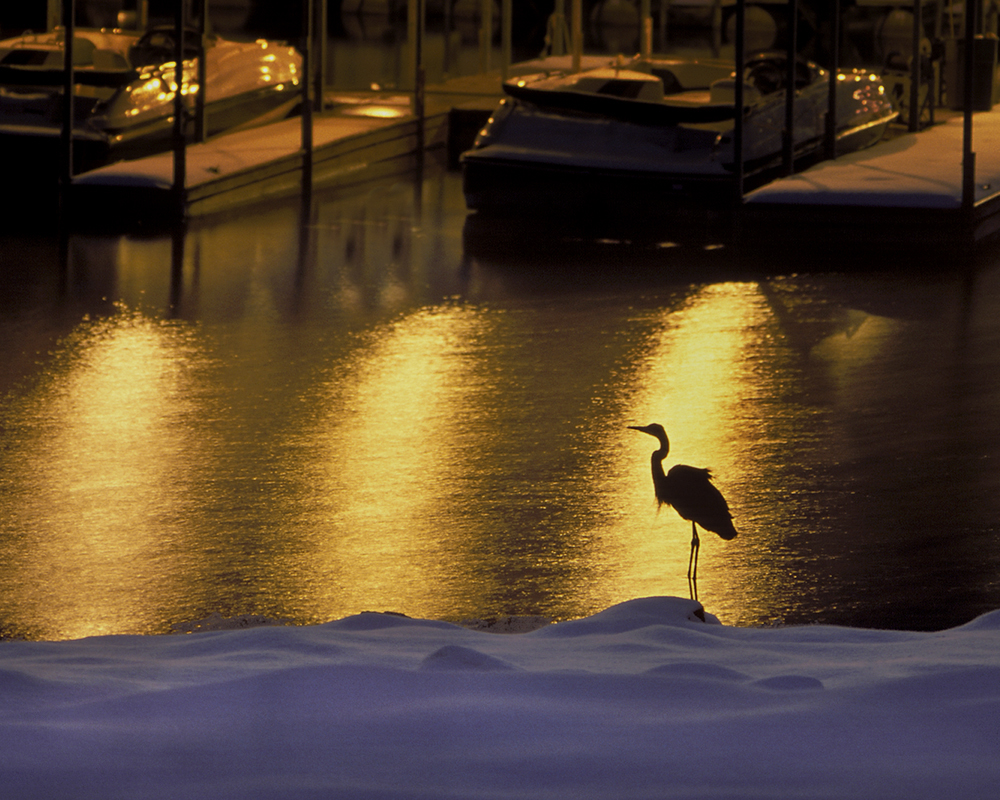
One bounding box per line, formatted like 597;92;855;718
708;79;761;106
93;49;130;71
67;37;97;66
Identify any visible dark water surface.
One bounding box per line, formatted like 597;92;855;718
3;156;1000;640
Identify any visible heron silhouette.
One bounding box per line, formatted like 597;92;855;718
628;423;737;598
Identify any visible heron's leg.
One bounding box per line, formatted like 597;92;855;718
692;522;700;581
687;522;700;601
687;522;700;575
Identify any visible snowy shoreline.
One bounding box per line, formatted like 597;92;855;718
3;595;999;799
167;609;557;636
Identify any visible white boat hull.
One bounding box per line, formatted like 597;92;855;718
0;26;301;174
461;54;897;214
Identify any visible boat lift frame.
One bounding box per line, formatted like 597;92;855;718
727;0;979;209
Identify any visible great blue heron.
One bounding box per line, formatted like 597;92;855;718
629;423;737;596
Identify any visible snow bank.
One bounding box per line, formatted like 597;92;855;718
2;596;999;799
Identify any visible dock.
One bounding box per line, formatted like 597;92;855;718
742;110;1000;252
69;71;505;225
66;58;1000;251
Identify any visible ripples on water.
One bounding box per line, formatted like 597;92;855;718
3;155;1000;640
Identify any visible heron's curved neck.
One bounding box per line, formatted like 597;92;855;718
648;440;669;505
649;436;669;475
650;450;666;475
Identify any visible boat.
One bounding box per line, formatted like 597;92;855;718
0;25;301;173
461;52;897;214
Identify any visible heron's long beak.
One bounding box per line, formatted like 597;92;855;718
628;424;660;438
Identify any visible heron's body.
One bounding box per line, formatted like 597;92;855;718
629;423;737;594
652;461;737;541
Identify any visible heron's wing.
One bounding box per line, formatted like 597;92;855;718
663;465;737;539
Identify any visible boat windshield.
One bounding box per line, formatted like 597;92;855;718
129;27;201;67
596;79;652;99
745;56;814;95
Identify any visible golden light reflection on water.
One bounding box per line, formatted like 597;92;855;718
4;173;988;639
611;281;916;628
1;275;902;638
307;304;490;619
1;310;197;640
615;283;772;620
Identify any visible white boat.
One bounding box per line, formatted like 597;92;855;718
461;53;897;213
0;25;301;172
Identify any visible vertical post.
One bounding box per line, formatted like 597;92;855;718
501;0;512;80
413;0;425;157
572;0;583;73
640;0;652;58
659;0;669;52
408;0;418;87
734;0;745;205
60;0;75;197
444;0;454;74
909;0;922;131
412;0;426;201
963;0;977;208
315;0;326;112
441;3;452;74
552;0;567;56
48;0;61;32
825;0;840;159
195;0;207;142
301;0;313;199
172;0;186;214
480;0;492;73
783;0;797;175
712;0;724;53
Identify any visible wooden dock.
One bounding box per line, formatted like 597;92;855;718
741;109;1000;252
69;71;505;226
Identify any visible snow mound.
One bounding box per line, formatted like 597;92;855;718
535;596;719;638
953;608;1000;630
2;596;999;800
753;674;825;691
420;645;520;671
645;661;750;681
